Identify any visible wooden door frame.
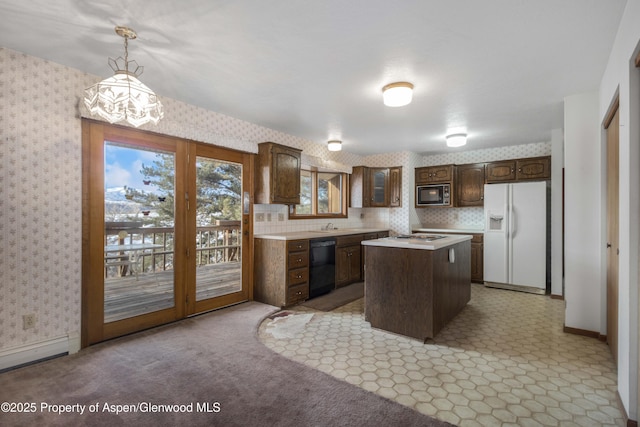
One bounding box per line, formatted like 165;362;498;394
81;119;254;347
604;96;620;364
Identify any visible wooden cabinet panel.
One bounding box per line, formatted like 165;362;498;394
254;238;309;307
287;251;308;269
456;163;485;207
288;268;308;285
336;234;363;288
255;142;302;205
486;156;551;183
486;160;516;183
287;283;309;305
415;165;453;184
389;166;402;207
516;157;550;180
471;242;483;283
351;166;401;208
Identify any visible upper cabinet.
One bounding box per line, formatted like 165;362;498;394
350;166;402;208
485;160;516;183
415;165;454;184
455;163;485;207
389;166;402;207
485;156;550;183
255;142;302;205
515;157;551;181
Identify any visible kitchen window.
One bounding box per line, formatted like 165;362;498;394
289;169;348;219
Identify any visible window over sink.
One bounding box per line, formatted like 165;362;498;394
289;169;348;219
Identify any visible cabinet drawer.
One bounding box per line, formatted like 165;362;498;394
287;283;309;304
288;251;308;269
363;233;378;240
288;267;308;285
288;240;309;252
336;234;363;247
471;234;484;243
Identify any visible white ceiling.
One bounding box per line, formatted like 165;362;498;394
0;0;627;155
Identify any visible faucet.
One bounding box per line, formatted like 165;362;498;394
322;222;334;230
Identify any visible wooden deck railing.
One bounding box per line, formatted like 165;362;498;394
105;221;241;277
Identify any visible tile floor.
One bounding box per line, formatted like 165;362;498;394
258;284;624;427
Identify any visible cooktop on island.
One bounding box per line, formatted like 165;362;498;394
395;234;447;241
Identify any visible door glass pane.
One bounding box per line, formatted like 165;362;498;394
104;142;175;323
318;172;342;214
372;170;386;203
195;157;242;301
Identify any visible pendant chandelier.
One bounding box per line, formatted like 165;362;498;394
84;26;164;127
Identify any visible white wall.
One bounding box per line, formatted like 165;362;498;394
564;91;602;334
598;0;640;419
550;129;564;297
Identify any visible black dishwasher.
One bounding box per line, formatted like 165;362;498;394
309;238;336;298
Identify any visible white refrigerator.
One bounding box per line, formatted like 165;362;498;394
483;181;547;293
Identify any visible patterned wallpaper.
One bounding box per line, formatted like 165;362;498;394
0;48;369;351
417;142;552;228
0;47;553;353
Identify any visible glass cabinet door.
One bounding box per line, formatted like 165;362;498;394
370;168;389;206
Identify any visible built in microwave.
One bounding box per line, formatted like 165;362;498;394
416;183;451;206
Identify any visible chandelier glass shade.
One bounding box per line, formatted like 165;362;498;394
84;26;163;127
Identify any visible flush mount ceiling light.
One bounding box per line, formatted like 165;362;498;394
382;82;414;107
327;140;342;151
84;26;164;127
446;133;467;148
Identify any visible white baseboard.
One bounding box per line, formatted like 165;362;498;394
0;333;80;371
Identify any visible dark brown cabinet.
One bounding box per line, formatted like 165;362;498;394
470;234;484;283
336;235;363;288
486;156;550;183
255;142;302;205
485;160;516;183
516;156;551;181
350;166;402;208
456;163;485;207
389;166;402;207
415;165;454;184
254;239;309;307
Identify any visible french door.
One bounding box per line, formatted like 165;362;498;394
82;120;253;346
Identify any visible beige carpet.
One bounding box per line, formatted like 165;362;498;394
0;301;451;427
301;282;364;311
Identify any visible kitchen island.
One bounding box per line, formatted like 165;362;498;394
361;234;472;341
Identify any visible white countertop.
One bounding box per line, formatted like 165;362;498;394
255;228;389;240
362;233;472;250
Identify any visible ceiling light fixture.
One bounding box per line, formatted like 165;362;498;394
382;82;414;107
327;140;342;151
446;133;467;148
84;26;164;128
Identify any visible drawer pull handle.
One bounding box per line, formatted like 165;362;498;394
297;258;302;262
296;275;302;279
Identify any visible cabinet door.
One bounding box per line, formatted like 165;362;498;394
471;243;483;282
370;168;389;207
516;157;550;180
271;145;302;204
429;165;453;183
349;245;362;283
336;246;351;287
486;160;516;183
349;166;370;208
389;166;402;207
415;167;431;185
456;163;485;207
